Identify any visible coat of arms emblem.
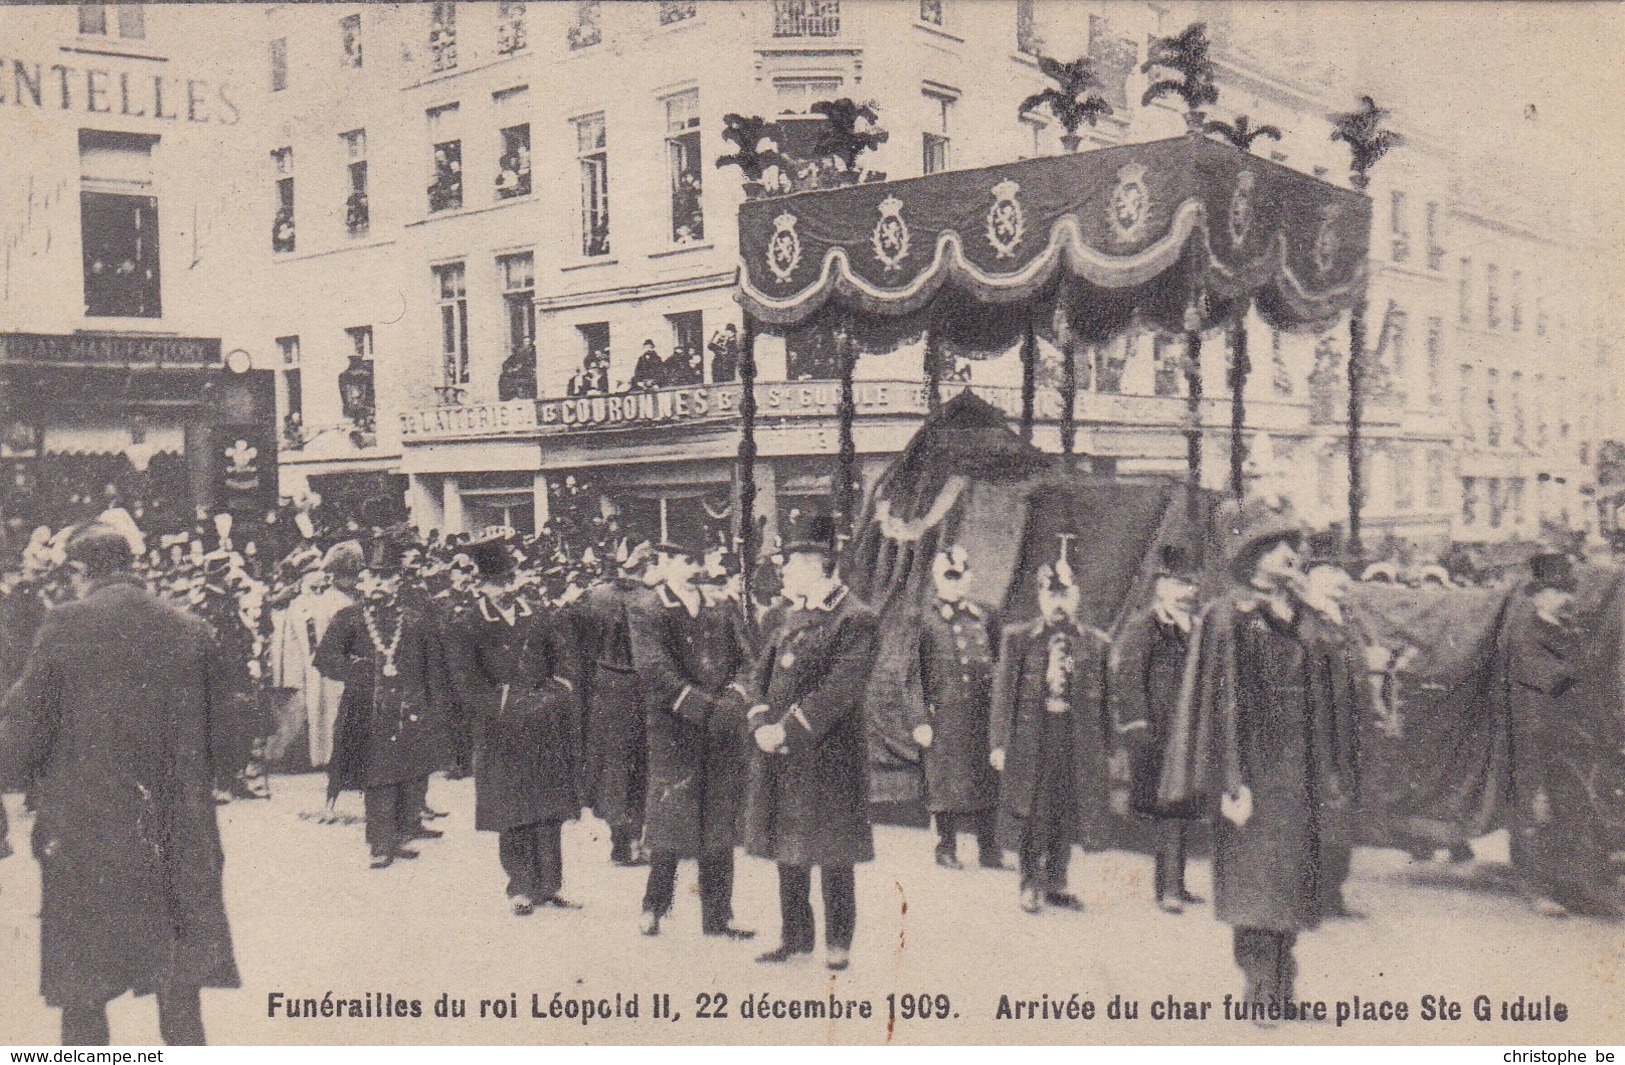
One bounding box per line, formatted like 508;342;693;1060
985;179;1026;259
1228;170;1257;246
766;211;802;283
1109;163;1150;244
1313;204;1344;277
871;194;911;273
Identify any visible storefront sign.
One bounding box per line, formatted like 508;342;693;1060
2;58;238;124
0;331;220;366
400;400;538;441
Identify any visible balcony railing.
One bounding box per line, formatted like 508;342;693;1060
774;0;840;37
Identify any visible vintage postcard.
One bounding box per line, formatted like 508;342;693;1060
0;0;1621;1049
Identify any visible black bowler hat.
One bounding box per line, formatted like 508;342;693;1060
466;527;515;581
657;498;712;559
1527;551;1578;594
366;523;416;573
1153;544;1198;582
782;507;837;557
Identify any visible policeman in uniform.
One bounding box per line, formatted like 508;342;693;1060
911;545;1001;869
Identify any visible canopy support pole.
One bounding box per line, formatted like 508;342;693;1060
1228;314;1250;499
737;316;759;607
1060;334;1078;456
1019;321;1037;442
836;340;858;538
1348;296;1367;560
925;328;942;415
1184;328;1204;523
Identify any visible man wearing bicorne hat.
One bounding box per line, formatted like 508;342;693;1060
1108;543;1204;913
577;537;657;867
630;508;756;939
1496;550;1622;919
911;544;1002;870
444;530;583;914
1156;495;1359;1023
315;525;453;869
743;510;881;971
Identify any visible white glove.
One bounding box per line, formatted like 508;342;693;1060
1220;785;1254;827
912;723;934;748
989;747;1006;772
754;722;787;754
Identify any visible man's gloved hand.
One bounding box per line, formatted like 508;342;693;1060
912;723;933;749
1221;785;1254;827
989;747;1006;772
754;722;787;754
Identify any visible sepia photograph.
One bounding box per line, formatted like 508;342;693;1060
0;0;1622;1049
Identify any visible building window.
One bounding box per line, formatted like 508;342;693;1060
497;1;527;54
1016;0;1040;55
1511;371;1525;446
666;311;704;385
1460;476;1479;526
1486;263;1500;329
1394;447;1415;511
1425;316;1443;407
922;90;953;175
117;4;143;38
271;146;295;252
774;76;843;115
568;0;602;50
78;5;108;35
1458;365;1475;441
498;253;536;401
574;322;611;396
1457;257;1471;325
1086;15;1135;113
278;336;303;446
79;4;143;39
659;1;697;24
1508;477;1526;528
429;2;458;72
341;327;376;432
1387;306;1408;381
339;13;363;67
494;87;532;200
1151;335;1182;397
576;112;610;256
1536;294;1547;337
665;91;704;243
342;130;368;235
270;37;288;92
1510;269;1523;332
919;0;943;25
1425;201;1442;269
427;104;463;213
79;130;159;318
774;0;840;37
1425;451;1446;510
1534;373;1548;448
1318;452;1338;509
434;263;469;396
1389;190;1409;262
1485;368;1500;448
1487;477;1505;529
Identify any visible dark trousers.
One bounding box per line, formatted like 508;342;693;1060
60;986;204;1046
1018;711;1076;892
363;775;429;857
1233;927;1298;1005
610;824;638;863
1154;819;1189;901
500;820;564;900
778;863;856;952
934;810;997;859
642;849;735;931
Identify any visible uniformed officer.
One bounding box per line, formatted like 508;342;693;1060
912;545;1002;869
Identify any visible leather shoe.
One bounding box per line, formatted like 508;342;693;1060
392;846;420;860
368;853;394;870
757;943;812;964
541;895;583;910
1045;891;1085;912
1156;895;1185;915
421;806;449;820
1177;889;1205;905
1019;886;1043;914
511;895;535;916
826;947;850;971
639;911;661;936
411;826;445;840
934;850;962;870
704;926;757;940
978;853;1005;870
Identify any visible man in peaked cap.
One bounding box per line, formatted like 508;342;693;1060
1496;551;1622;919
630;505;756;939
1156;494;1360;1022
743;509;881;970
1109;543;1204;914
912;544;1002;870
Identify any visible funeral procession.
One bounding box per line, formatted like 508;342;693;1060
1;0;1623;1048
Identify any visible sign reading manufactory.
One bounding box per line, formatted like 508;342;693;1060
0;331;221;366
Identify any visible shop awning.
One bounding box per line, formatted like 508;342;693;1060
737;134;1371;344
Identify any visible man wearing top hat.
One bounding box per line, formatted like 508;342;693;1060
1497;550;1622;918
742;511;880;970
1156;495;1358;1020
1108;544;1204;913
911;544;1002;870
990;551;1112;916
629;509;756;939
444;530;584;914
315;525;453;869
577;538;657;867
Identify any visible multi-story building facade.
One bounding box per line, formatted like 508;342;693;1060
0;3;272;541
247;0;1610;550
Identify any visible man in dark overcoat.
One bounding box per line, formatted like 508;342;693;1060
629;519;755;939
1155;495;1357;1019
0;524;239;1045
1497;552;1622;918
911;545;1001;869
990;556;1111;916
445;532;583;914
315;527;453;869
577;539;655;866
1108;544;1203;913
743;515;881;971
